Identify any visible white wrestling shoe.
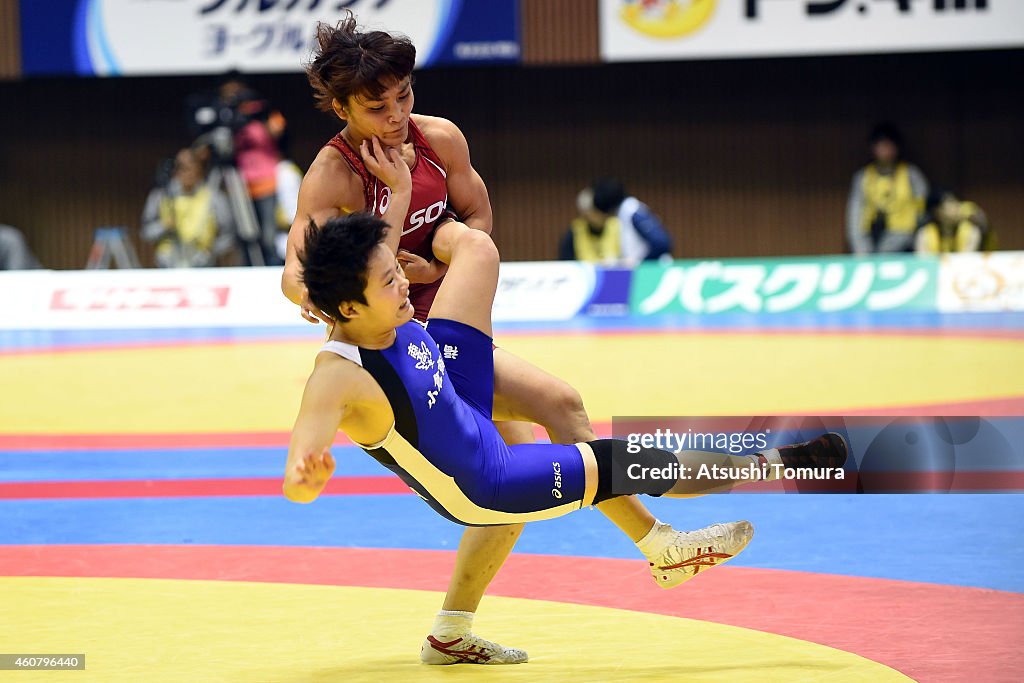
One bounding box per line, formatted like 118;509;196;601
420;633;529;665
649;521;754;589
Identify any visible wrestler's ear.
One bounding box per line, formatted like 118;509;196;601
338;300;360;319
331;98;348;122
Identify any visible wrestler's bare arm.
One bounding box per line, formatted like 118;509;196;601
282;140;411;321
284;347;404;504
415;115;493;234
282;355;351;503
281;148;362;316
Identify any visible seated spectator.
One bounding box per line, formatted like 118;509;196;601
915;189;992;254
846;123;929;254
0;224;41;270
142;148;235;268
559;177;672;265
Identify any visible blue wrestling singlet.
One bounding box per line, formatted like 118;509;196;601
320;319;596;526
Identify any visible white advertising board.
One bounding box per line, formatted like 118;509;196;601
601;1;1024;62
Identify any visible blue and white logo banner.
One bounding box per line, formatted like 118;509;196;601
21;0;520;77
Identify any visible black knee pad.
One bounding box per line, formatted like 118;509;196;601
589;438;677;505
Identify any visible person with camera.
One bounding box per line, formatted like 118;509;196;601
186;74;287;266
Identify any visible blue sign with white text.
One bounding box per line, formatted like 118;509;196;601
21;0;520;77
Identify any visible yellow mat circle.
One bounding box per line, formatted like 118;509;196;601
2;577;910;682
1;332;1021;433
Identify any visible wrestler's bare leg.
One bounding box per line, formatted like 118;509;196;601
493;347;657;541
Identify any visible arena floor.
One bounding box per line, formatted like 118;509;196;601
2;311;1023;682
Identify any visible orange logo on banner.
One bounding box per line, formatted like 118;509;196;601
620;0;717;39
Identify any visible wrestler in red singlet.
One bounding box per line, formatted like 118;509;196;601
325;119;449;321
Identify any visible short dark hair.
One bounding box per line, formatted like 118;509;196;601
300;212;388;323
306;12;417;114
591;177;627;214
869;122;903;148
925;187;954;216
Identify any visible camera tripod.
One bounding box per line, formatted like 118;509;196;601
201;126;265;267
207;162;265;267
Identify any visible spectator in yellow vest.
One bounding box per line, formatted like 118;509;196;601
915;189;991;255
846;123;929;254
142;148;236;267
558;177;672;265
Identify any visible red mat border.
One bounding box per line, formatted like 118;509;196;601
1;545;1021;683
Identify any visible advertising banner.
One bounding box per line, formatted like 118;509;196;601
21;0;520;77
629;255;939;315
937;251;1024;312
0;262;600;330
10;252;1016;331
601;0;1024;63
492;262;598;322
0;268;301;329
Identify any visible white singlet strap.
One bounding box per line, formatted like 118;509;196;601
320;340;363;366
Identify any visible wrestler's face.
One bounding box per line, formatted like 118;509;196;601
350;243;413;328
333;77;414;148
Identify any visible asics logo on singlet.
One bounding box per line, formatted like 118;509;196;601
407;342;434;371
551;461;563;499
403;199;447;235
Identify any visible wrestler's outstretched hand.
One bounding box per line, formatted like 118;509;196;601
284;447;336;503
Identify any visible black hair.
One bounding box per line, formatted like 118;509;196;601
925;187;954;217
869;122;903;148
300;212;389;323
306;12;417;114
591;177;627;214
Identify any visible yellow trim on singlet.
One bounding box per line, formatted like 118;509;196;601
576;442;599;507
368;426;587;526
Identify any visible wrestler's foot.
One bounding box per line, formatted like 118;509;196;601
778;432;848;470
420;633;528;665
650;521;754;589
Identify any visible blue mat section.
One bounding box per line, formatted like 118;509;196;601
0;325;322;352
0;446;387;482
2;493;1022;593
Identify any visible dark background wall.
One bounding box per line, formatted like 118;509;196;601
0;0;19;79
0;11;1020;268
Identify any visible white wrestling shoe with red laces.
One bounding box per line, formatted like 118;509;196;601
420;633;528;665
649;520;754;589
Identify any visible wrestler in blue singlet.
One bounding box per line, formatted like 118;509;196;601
320;317;592;526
